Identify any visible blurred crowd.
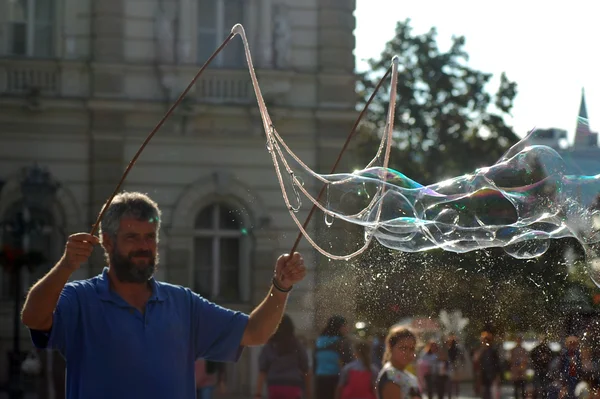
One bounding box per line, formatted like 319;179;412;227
194;315;600;399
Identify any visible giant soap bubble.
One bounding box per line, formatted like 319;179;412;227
322;146;600;263
232;25;600;285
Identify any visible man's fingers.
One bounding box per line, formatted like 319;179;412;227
66;247;94;258
60;233;99;271
289;267;306;277
275;252;306;280
283;259;304;271
68;242;95;250
67;242;94;251
275;254;288;266
66;243;93;253
68;252;92;262
278;252;301;263
288;252;302;263
74;247;94;256
280;253;302;265
69;233;99;244
72;254;89;262
287;273;305;281
279;254;306;281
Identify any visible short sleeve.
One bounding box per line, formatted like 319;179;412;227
376;369;391;395
29;284;79;355
192;292;249;362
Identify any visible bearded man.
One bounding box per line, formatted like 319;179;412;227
21;192;306;399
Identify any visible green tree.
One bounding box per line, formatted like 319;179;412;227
355;243;570;337
357;19;518;183
351;19;572;339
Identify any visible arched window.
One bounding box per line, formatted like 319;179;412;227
5;0;56;57
197;0;245;67
0;202;58;300
193;202;251;302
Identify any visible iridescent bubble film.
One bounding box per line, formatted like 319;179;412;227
320;144;600;280
233;24;600;286
324;145;599;255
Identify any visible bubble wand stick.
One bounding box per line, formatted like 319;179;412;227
89;33;236;235
90;24;394;255
287;67;392;255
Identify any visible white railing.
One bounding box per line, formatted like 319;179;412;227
196;70;252;103
0;61;60;95
0;60;264;104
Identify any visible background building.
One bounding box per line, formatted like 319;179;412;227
0;0;358;396
529;88;600;174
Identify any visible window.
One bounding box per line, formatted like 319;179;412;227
0;204;56;300
193;202;251;302
197;0;245;67
6;0;55;57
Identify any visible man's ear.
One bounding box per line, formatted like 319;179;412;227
102;233;113;253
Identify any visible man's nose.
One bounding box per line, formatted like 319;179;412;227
138;238;153;251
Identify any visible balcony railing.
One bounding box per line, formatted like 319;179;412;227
0;59;287;106
0;60;60;95
196;69;252;104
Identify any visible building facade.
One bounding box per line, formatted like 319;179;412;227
530;89;600;174
0;0;358;395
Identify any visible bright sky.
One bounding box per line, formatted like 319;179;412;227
354;1;599;143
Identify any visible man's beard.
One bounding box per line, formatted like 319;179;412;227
110;247;158;283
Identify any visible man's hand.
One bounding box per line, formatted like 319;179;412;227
273;252;306;291
62;233;99;271
21;233;98;330
242;252;307;346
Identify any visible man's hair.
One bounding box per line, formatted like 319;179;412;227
98;192;162;244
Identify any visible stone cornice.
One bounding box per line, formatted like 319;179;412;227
0;96;358;121
0;57;355;82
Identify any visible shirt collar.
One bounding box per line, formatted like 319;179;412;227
149;276;167;302
96;267;167;303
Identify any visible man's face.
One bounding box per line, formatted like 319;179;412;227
104;218;158;283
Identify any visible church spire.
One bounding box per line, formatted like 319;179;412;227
574;87;592;147
579;88;588;119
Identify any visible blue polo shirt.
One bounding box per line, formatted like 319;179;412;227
29;268;249;399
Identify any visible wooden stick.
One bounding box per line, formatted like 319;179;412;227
288;66;394;254
90;33;236;235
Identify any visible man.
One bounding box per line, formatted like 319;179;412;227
21;192;306;399
445;334;465;399
510;335;529;399
558;335;582;399
473;331;501;399
530;335;553;399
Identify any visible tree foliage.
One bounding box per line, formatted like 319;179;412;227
357;19;519;183
351;19;576;338
354;242;572;338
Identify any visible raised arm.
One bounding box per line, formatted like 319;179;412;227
241;253;306;346
21;233;98;330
